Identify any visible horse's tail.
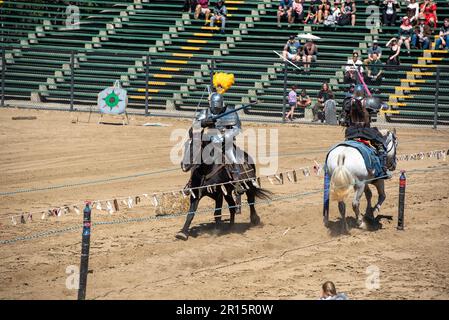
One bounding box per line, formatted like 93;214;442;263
330;153;354;202
253;186;273;200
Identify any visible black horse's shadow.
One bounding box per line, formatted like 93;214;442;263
188;220;261;239
327;213;393;237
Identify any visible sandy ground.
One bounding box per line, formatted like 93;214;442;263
0;107;448;300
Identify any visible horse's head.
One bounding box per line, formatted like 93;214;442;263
383;128;398;171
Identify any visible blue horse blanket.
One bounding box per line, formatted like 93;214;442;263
327;140;383;178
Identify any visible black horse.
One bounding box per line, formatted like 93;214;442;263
176;129;272;241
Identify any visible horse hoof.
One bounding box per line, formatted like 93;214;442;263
251;215;260;226
175;231;189;241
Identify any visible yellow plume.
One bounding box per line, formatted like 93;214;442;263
213;72;234;94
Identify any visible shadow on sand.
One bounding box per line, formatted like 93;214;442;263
327;214;393;237
188;219;261;239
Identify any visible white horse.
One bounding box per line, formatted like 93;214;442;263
325;129;398;233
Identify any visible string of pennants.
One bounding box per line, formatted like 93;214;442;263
2;148;448;226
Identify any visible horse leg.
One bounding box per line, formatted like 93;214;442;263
214;192;224;227
364;184;374;222
247;189;260;226
338;201;349;234
352;183;365;228
372;180;386;217
175;196;200;241
224;194;237;226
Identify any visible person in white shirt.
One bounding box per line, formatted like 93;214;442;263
406;0;420;25
344;51;363;84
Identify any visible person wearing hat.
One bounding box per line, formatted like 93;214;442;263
282;35;301;62
210;0;227;34
411;15;431;50
365;39;382;65
398;16;413;56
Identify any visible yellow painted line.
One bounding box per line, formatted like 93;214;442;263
400;79;426;83
202;26;220;30
137;88;159;93
187;39;208;44
193;33;213;38
226;7;239;10
153;74;173;79
390;95;414;99
406;72;433;76
181;46;201;51
418;57;443;61
226;1;244;4
424;49;448;54
381;110;400;114
130;95;152;100
172;53;193;58
160;67;180;72
412;64;438;68
395;86;420;91
165;59;188;64
390;102;407;107
147;81;166;86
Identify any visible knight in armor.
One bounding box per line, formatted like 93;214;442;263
184;72;246;193
344;84;391;178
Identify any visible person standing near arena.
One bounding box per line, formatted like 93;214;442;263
285;85;298;121
312;82;334;122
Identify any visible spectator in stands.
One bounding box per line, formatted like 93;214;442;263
344;83;355;99
324;0;342;27
298;89;312;108
344;51;363;84
278;0;293;28
406;0;420;25
398;17;413;56
286;85;298;121
412;15;432;50
317;0;331;24
382;0;399;27
420;0;438;29
283;35;301;62
339;0;356;27
289;0;305;25
435;18;449;50
365;40;382;64
194;0;211;23
386;37;401;70
210;0;227;34
312;82;334;122
320;281;349;300
304;0;320;24
365;52;383;86
183;0;197;14
302;39;318;73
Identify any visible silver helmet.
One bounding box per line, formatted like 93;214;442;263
210;92;225;115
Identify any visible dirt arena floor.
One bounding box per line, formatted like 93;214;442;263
0;107;448;300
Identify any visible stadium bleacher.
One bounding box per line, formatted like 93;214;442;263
1;0;448;124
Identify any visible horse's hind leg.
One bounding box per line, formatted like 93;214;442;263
175;196;199;241
352;183;365;228
214;192;224;227
338;201;349;234
247;189;260;226
224;194;237;225
372;179;386;216
364;184;374;222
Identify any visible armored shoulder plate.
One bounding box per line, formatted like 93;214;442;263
195;109;209;121
215;106;241;129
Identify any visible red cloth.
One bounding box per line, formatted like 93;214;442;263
420;3;437;27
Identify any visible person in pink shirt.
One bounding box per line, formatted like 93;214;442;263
194;0;211;24
289;0;305;25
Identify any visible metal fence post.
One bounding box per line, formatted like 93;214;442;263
1;48;5;108
78;202;92;300
70;50;75;112
433;66;440;130
282;61;288;123
144;54;150;116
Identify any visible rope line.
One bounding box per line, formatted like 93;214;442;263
1;164;448;245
